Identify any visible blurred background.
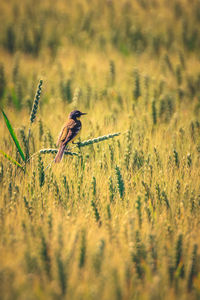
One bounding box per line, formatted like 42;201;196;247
0;0;200;118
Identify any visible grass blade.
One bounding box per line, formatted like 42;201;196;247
1;109;26;162
0;150;24;170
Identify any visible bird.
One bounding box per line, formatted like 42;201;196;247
54;110;87;163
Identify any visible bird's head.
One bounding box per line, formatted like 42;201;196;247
69;110;87;120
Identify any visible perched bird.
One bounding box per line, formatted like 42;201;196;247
55;110;87;163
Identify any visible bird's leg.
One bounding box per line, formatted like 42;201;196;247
72;141;80;145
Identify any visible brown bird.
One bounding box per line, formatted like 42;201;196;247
55;110;87;163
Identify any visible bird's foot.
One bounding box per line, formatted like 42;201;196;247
72;141;80;145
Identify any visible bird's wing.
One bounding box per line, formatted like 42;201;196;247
56;125;69;147
62;120;82;144
57;119;81;146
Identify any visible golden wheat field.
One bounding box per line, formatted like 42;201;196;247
0;0;200;299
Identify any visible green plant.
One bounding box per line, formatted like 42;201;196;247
30;80;43;124
79;230;86;269
91;200;101;225
152;100;157;125
38;155;45;188
115;165;125;199
0;64;6;99
133;69;141;101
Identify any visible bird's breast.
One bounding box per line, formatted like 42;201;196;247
71;128;81;142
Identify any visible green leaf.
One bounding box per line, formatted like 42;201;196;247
1;109;26;162
0;150;24;170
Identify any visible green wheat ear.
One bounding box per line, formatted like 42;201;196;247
115;165;125;199
39;149;80;156
77;132;120;147
30;80;43;124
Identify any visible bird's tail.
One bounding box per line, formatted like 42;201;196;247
54;144;66;163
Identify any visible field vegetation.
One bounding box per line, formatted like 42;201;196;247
0;0;200;299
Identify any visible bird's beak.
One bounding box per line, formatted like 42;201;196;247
81;113;87;115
